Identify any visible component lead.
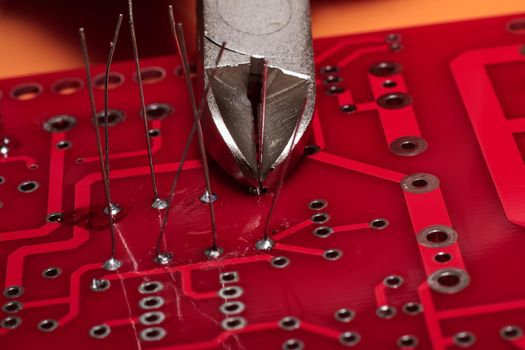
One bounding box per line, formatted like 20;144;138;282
174;22;222;259
128;0;162;207
79;14;123;272
153;6;226;264
257;99;308;249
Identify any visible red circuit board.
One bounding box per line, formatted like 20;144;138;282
2;12;525;350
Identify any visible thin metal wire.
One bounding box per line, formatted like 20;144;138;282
262;100;308;242
128;0;160;202
79;17;123;266
175;22;220;251
154;6;226;256
256;60;268;184
103;14;124;259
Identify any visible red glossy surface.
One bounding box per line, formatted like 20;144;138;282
1;13;525;350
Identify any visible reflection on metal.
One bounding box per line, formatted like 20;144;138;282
199;0;315;189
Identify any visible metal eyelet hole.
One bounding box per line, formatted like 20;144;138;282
46;212;64;224
417;225;457;248
1;316;22;329
135;67;166;84
139;296;165;310
271;256;290;268
334;308;355;323
434;252;452;263
53;78;83;95
370;218;389;230
279;317;300;331
38;319;58;332
501;325;523;340
323;75;342;85
304;144;320;156
0;176;5;185
219;272;239;284
282;338;304;350
138;281;164;294
401;173;439;194
377;92;413;109
428;268;470;294
219;301;245;315
340;331;361;347
148;129;161;137
320;65;339;74
398;335;418;348
311;213;330;224
2;301;23;314
507;18;525;34
326;86;345;95
383;80;397;88
43;115;77;133
340;104;357;113
94;72;124;90
390;136;428;156
308;199;327;210
91;279;111;292
369;62;402;77
94;109;125;127
56;140;72;150
218;286;244;299
42;267;62;279
376;305;397;319
313;226;333;238
323;249;342;261
386;33;402;43
453;331;476;347
221;317;247;331
143;103;173;120
402;302;423;315
11;83;43;101
90;324;111;339
140;312;166;326
18;181;39;193
140;327;166;341
383;275;404;289
4;286;24;298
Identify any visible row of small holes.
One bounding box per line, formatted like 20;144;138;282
43;103;173;133
8;67;172;101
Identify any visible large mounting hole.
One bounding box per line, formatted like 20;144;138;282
428;268;470;294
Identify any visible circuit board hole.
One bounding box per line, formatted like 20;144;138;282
18;181;39;193
340;332;361;346
398;335;418;348
11;83;42;101
135;67;166;84
434;252;452;263
53;79;83;95
94;72;124;90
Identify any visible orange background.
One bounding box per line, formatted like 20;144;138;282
0;0;524;79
